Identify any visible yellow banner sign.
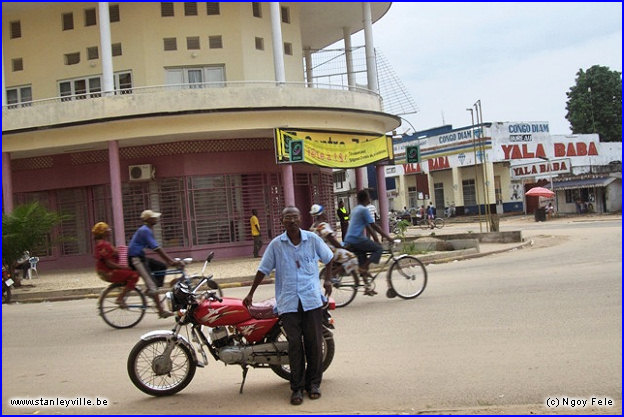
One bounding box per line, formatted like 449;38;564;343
275;128;393;168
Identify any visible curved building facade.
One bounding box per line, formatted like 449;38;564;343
2;2;399;269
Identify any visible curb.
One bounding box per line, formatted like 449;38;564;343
8;242;529;304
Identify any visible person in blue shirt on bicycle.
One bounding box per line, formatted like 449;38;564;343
128;209;181;318
343;190;394;292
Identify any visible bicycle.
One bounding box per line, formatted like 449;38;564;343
320;241;427;308
417;217;445;230
98;252;222;329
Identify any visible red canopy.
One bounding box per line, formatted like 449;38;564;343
525;187;555;198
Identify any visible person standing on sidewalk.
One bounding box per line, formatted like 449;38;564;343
336;201;350;241
250;209;262;258
243;206;333;406
127;210;180;318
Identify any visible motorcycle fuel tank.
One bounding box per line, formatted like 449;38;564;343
194;297;252;326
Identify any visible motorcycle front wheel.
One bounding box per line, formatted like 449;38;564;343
269;327;335;381
127;336;197;396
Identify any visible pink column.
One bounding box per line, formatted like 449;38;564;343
2;152;14;213
355;167;365;190
281;164;295;207
376;164;388;233
108;141;126;246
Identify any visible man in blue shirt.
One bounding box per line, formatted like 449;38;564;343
344;190;394;283
128;209;181;318
243;206;333;406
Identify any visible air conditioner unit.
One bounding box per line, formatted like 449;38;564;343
128;164;154;181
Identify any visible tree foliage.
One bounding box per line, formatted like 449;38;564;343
565;65;621;142
2;202;65;284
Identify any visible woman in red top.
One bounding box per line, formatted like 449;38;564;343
92;222;139;308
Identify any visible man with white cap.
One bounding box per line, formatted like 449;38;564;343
128;209;181;318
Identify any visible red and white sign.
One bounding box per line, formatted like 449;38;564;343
510;159;572;179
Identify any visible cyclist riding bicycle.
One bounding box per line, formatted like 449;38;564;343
127;209;181;318
343;190;394;295
309;203;371;294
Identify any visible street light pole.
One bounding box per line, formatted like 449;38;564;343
474;100;491;232
466;108;483;232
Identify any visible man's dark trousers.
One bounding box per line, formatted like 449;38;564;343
280;302;324;392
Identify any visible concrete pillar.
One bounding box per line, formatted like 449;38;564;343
269;2;286;85
108;141;125;246
376;165;388;233
362;2;379;93
451;166;462;207
356;168;366;190
98;2;114;95
281;164;295;206
2;152;14;213
343;27;356;90
304;47;313;87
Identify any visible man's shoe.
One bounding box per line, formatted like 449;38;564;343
290;390;304;405
364;288;377;296
308;384;321;400
159;311;174;319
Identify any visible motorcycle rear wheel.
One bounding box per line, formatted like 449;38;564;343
99;283;146;329
319;266;357;308
269;327;335;381
127;336;197;396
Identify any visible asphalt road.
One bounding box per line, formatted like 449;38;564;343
2;219;621;415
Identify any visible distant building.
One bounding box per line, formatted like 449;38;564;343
387;122;621;215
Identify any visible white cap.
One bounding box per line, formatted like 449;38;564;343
140;209;162;221
309;204;324;216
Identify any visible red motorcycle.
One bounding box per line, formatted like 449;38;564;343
127;275;336;396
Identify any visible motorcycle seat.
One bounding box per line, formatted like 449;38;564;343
247;297;278;319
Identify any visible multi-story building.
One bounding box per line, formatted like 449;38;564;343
2;2;399;269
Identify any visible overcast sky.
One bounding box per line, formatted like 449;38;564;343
344;2;622;136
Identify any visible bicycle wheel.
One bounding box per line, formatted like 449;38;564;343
434;217;445;229
99;283;147;329
320;266;357;308
418;219;429;230
388;256;427;299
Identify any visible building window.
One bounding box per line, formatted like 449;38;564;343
206;2;220;15
284;42;292;56
62;12;74;30
462;179;476;206
111;43;122;56
163;37;177;51
255;37;264;51
280;6;290;23
165;66;225;89
10;21;21;39
6;85;32;109
64;52;80;65
208;35;222;49
109;4;120;22
333;171;346;189
161;2;174;17
252;2;262;18
59;71;132;100
87;46;99;60
184;2;198;16
12;58;23;72
85;8;97;26
187;36;200;50
115;72;133;94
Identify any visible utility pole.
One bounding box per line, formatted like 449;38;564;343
474;100;491;232
466;108;483;232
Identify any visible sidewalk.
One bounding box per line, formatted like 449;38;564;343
8;212;617;303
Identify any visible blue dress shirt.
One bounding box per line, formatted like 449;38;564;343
258;229;333;315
